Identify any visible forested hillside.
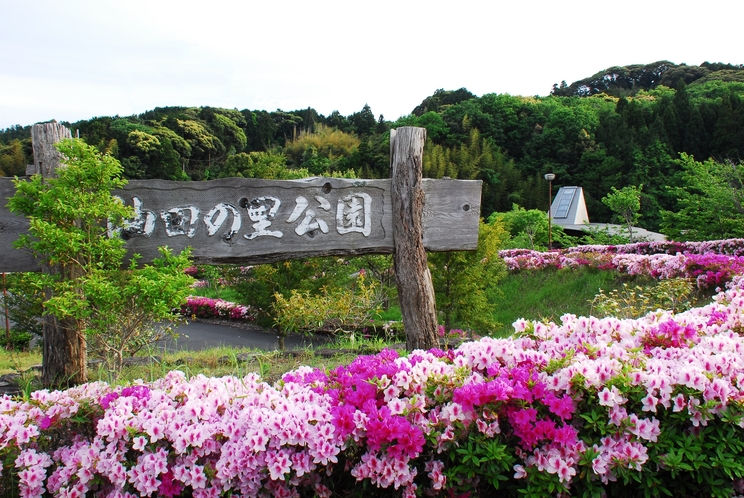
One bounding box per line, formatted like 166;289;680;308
2;61;743;236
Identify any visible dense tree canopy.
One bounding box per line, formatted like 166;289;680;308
2;61;744;235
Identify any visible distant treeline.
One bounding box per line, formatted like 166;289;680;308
2;60;743;230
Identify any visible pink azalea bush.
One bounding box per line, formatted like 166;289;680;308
500;239;744;290
3;273;744;496
568;238;744;257
4;244;744;496
179;296;259;321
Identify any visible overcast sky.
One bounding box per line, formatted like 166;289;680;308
1;0;742;130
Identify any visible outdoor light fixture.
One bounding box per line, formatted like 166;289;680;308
544;173;555;250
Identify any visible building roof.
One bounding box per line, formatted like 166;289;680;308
550;186;589;226
550;186;666;241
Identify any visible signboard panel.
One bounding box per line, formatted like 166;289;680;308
0;176;481;271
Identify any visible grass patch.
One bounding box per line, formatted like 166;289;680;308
98;333;407;386
490;268;657;336
376;306;402;322
88;347;318;386
2;334;407;390
0;347;42;376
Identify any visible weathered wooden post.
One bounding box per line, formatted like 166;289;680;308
31;123;89;387
391;127;439;350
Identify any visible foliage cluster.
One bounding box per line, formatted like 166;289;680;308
1;273;44;346
590;278;697;319
223;257;387;327
4;61;744;236
550;60;744;97
489;205;578;250
661;153;744;241
5;140;194;385
272;270;383;337
4;269;744;496
428;221;508;331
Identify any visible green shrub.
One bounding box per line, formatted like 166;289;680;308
1;329;33;351
1;272;43;340
590;277;697;319
272;271;382;340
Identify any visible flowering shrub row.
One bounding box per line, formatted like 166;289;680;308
500;244;744;290
179;296;259;321
561;238;744;257
4;273;744;496
499;238;744;261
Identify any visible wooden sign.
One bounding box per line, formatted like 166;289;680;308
0;176;481;272
3;124;477;378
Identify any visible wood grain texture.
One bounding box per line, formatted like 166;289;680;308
391;127;440;351
0;176;481;271
31;123;71;177
0;178;38;272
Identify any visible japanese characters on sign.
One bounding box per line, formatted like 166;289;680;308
0;175;481;271
111;189;375;244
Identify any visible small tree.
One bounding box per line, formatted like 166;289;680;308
428;220;508;333
489;204;576;250
602;185;643;243
84;247;194;378
8;139;193;386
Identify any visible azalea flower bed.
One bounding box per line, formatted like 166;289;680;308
179;296;259;322
5;243;744;496
500;239;744;290
3;272;744;496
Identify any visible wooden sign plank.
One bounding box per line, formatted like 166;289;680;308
0;178;36;271
0;176;481;272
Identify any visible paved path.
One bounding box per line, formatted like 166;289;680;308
557;223;666;242
154;320;330;353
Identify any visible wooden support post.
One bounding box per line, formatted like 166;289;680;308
31;123;88;387
31;122;72;177
391;127;439;351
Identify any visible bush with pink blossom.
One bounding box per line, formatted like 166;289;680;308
500;239;744;291
179;296;259;322
5;242;744;496
4;270;744;496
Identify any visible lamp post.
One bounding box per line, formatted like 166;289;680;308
544;173;555;250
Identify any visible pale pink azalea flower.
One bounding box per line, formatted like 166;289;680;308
598;386;625;407
440;402;467;423
641;393;659;412
513;464;527;479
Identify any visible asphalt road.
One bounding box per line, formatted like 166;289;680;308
154;320;330;353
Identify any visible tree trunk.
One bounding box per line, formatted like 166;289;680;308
41;306;87;387
277;332;286;352
32;123;89;387
391;127;439;351
31;122;72;177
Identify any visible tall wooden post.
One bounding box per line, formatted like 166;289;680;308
31;123;88;387
391;127;439;351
